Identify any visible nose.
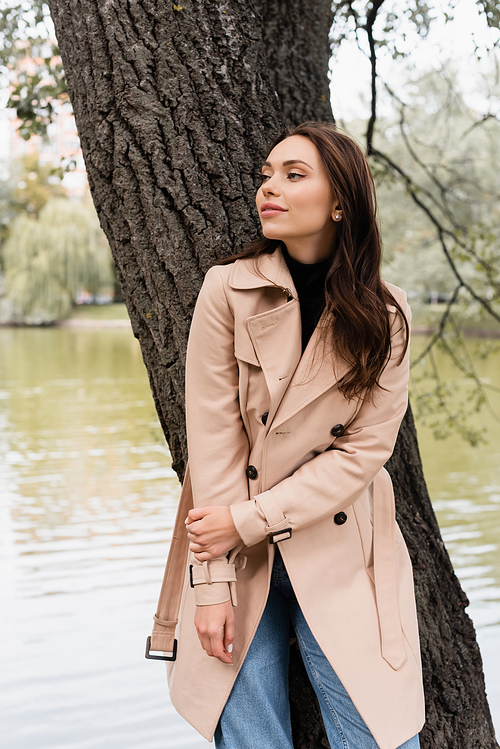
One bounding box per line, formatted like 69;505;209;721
262;176;280;197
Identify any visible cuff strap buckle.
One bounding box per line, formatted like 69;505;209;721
269;528;292;544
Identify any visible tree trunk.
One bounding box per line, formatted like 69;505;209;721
47;0;285;479
254;0;335;126
46;0;498;746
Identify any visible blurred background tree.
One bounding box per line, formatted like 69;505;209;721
10;152;66;216
3;196;115;324
0;0;66;139
0;153;66;252
370;63;500;444
0;0;119;319
367;64;500;313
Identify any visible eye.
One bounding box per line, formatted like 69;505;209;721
260;174;270;183
287;172;305;180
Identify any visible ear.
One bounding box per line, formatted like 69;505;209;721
331;194;342;221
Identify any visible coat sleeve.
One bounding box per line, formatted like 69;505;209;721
185;265;250;606
229;296;412;547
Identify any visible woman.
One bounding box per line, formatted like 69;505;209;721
149;122;425;749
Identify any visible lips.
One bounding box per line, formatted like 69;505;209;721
260;203;287;215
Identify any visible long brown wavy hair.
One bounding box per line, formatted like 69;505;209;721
222;121;409;399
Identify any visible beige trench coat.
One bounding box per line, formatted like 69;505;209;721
151;248;425;749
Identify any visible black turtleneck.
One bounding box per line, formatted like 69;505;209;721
283;247;330;352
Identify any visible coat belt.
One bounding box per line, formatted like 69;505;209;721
149;465;194;657
372;467;406;670
149;464;407;670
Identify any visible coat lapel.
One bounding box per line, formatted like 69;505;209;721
246;299;302;422
272;309;353;429
230;249;301;422
229;248;351;428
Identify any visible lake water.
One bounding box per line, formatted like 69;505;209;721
0;326;498;747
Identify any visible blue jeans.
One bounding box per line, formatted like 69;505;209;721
215;549;420;749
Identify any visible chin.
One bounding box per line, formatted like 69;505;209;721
262;227;286;241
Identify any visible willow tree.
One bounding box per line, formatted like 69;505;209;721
45;1;498;747
4;197;114;323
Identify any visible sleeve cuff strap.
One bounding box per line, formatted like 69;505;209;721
230;491;290;547
230;498;268;547
194;582;231;606
191;560;239;607
190;561;237;586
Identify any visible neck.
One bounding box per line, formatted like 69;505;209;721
283;243;333;264
282;226;337;264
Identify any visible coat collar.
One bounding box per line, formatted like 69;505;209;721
228;247;297;299
229;248;353;428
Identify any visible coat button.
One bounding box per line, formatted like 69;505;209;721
246;465;258;480
330;424;345;437
261;412;269;426
334;512;347;525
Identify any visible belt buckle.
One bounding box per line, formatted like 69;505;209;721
145;636;177;661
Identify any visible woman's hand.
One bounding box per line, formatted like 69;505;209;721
186;506;241;561
195;601;234;664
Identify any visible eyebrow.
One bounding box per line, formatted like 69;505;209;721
262;159;313;169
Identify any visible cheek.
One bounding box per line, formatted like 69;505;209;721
309;189;333;226
297;200;332;230
295;185;334;225
255;190;265;221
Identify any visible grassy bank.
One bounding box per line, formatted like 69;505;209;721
411;304;500;335
69;303;130;321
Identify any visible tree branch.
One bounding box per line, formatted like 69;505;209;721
363;0;386;154
372;147;500;324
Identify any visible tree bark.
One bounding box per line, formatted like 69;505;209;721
254;0;335;126
46;0;498;746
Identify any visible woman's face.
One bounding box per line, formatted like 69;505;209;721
256;135;341;263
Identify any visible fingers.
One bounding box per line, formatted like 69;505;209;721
224;617;235;656
186;507;208;523
210;629;232;663
191;545;227;561
187;533;216;558
195;603;234;665
187;523;224;559
186;527;205;544
189;543;233;561
193;550;214;562
185;520;203;538
186;522;210;556
185;516;208;547
198;626;233;664
186;506;240;560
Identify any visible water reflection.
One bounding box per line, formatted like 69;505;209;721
413;338;500;724
0;328;205;749
413;340;500;623
0;328;498;746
